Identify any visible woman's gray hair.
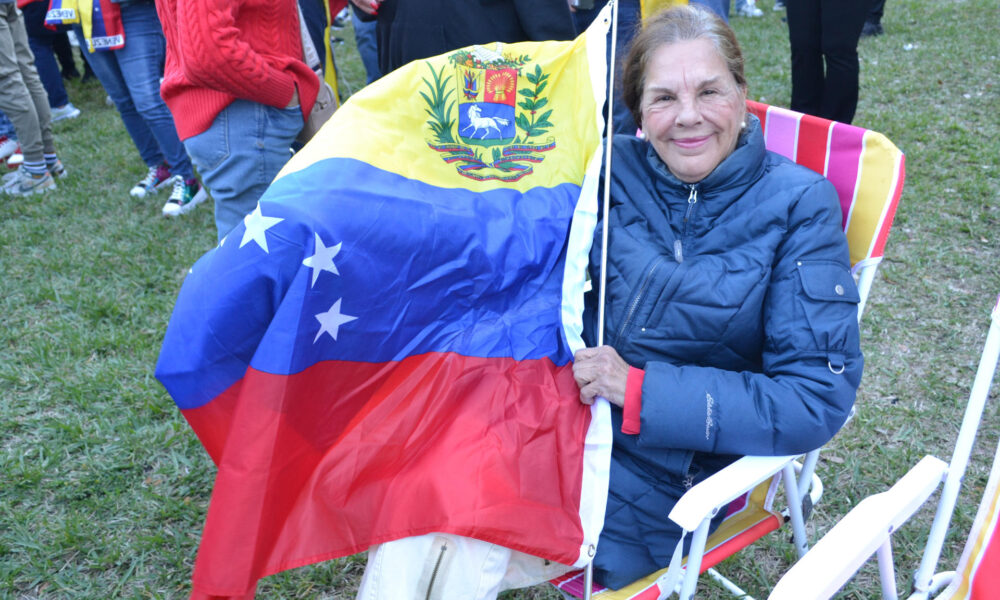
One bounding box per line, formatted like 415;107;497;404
620;5;746;129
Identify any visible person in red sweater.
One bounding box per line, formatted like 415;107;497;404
156;0;319;240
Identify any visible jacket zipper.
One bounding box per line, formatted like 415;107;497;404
615;255;666;343
683;185;699;224
676;185;698;263
683;458;696;490
684;183;698;227
424;542;448;600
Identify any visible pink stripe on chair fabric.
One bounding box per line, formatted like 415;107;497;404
827;122;866;232
761;105;799;162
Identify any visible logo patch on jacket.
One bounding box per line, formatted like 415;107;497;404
705;392;715;440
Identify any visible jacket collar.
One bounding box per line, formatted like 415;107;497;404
643;114;767;215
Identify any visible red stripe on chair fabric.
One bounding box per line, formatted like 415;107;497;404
870;152;904;260
795;113;833;177
699;514;783;573
747;100;768;132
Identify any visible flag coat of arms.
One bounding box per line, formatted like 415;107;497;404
156;14;613;599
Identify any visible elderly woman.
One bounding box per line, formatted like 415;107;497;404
571;5;862;589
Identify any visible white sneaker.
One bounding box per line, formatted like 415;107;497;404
2;167;56;195
50;103;82;122
734;0;764;17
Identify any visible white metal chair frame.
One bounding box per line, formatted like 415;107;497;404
768;297;1000;600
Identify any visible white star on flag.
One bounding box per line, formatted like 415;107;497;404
240;204;284;253
314;298;358;343
302;233;342;287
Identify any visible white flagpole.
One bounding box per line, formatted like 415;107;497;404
586;1;620;598
595;0;619;351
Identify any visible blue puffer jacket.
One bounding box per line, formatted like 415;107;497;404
585;116;863;588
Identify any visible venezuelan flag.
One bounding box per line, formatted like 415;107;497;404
77;0;124;52
641;0;688;19
45;0;79;26
156;13;614;599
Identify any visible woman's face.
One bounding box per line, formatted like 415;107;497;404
640;38;746;184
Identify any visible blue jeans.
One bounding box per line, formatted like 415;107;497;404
74;2;193;178
184;100;301;240
351;7;381;84
22;1;70;108
0;110;15;139
691;0;730;21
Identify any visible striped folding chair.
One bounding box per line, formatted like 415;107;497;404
769;295;1000;600
552;101;906;600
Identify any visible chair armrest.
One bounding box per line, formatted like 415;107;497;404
669;455;798;532
768;455;948;600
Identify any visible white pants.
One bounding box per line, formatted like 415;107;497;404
356;533;573;600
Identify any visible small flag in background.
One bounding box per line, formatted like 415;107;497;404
46;0;125;52
157;13;614;599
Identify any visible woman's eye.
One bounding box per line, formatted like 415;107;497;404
701;89;718;96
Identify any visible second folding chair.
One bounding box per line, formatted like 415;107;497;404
770;294;1000;600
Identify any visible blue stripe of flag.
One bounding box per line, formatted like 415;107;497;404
158;158;580;409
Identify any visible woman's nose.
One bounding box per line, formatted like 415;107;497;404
675;96;701;126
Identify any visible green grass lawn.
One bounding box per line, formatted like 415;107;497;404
2;1;998;598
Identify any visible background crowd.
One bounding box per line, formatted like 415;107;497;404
2;0;996;599
0;0;889;241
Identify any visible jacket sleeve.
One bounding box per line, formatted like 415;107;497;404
633;178;863;456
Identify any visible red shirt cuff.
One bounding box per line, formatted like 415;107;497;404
621;366;644;434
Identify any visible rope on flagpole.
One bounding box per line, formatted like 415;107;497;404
587;1;620;598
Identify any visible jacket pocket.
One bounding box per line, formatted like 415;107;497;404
797;261;861;303
795;260;860;351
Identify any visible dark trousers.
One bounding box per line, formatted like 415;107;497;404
21;1;70;108
868;0;885;24
786;0;867;124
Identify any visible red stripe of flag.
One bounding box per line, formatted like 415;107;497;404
183;353;591;597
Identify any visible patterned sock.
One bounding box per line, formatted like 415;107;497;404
23;160;47;176
43;153;58;163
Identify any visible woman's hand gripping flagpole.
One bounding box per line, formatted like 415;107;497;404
573;346;628;408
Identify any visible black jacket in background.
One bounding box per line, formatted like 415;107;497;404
354;0;576;75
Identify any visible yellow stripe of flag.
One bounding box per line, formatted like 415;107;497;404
278;21;609;195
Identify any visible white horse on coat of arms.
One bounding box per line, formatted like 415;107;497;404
461;105;510;139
